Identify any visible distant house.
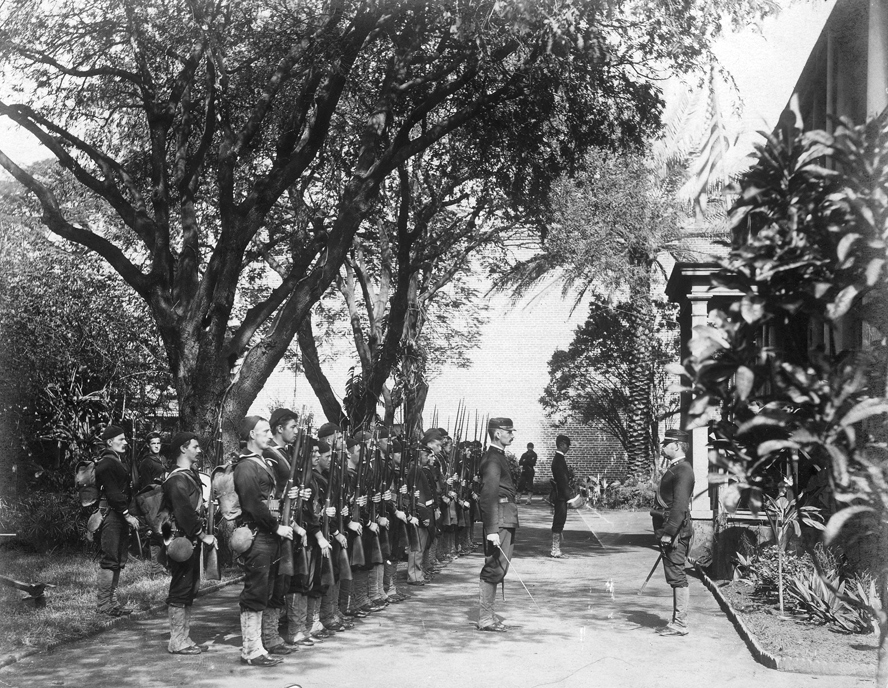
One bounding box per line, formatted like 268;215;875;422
665;0;887;573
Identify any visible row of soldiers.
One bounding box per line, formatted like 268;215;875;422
91;408;492;667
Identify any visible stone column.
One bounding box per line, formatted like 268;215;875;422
688;295;712;518
868;0;888;119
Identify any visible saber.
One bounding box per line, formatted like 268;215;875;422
637;551;663;595
495;544;539;610
575;510;608;549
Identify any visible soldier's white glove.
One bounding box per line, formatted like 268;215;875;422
395;510;408;522
377;516;389;528
334;532;348;548
356;495;368;507
369;522;379;534
371;492;382;503
383;489;393;501
347;520;363;535
325;506;337;518
276;525;294;540
409;516;420;526
399;485;408;495
486;533;501;547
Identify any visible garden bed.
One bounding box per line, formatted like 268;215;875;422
713;578;878;675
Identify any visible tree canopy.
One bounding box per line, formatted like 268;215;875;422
0;0;771;446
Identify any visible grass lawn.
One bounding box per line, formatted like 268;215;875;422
0;547;239;655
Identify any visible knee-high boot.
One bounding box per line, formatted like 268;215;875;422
478;580;497;629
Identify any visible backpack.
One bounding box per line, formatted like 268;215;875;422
74;459;99;507
135;483;171;533
212;463;241;521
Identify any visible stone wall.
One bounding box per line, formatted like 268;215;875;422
526;418;626;491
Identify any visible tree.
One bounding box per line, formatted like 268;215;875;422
0;177;170;493
542;299;679;464
677;115;888;685
0;0;768;449
495;148;684;477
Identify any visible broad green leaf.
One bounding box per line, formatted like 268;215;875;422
836;233;861;263
688;394;712;416
823;506;874;545
721;484;741;513
735;365;754;400
865;258;885;286
665;362;687;376
826;284;859;320
757;439;798;456
739;295;765;324
839;398;888;426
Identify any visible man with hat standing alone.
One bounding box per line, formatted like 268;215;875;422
94;425;140;616
654;428;694;637
550;434;572;558
234;416;295;666
477;417;518;632
162;432;216;654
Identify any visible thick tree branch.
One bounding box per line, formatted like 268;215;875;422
0;147;150;296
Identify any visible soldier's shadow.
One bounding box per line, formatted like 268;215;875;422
623;609;664;629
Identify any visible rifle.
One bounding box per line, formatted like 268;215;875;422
202;428;222;581
348;436;367;568
292;421;315;581
319;452;336;588
366;436;385;565
333;444;353;581
277;426;305;578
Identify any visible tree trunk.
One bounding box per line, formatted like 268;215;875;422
624;258;655;479
298;318;346;424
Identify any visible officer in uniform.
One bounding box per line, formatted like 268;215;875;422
234;416;294;667
94;425;140;616
162;431;216;654
477;417;518;632
137;431;169;575
550;434;572;558
654;429;695;637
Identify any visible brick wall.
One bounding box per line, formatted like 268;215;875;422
527;418;626;489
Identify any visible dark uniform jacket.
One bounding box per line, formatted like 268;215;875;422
263;441;292;500
406;462;434;522
551;451;571;501
519;450;537;475
95;449;133;515
163;467;204;539
478;445;518;533
137;453;167;492
233;451;279;535
657;458;695;538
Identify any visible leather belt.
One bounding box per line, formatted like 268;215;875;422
424;499;435;506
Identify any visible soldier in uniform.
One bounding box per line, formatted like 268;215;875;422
550;434;572;558
517;442;537;504
233;416;294;667
94;425;140;616
654;429;695;637
477;417;518;632
263;408;307;654
136;431;169;575
162;432;216;654
405;444;433;586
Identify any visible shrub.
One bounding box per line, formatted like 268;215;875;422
598;475;656;510
0;493;87;552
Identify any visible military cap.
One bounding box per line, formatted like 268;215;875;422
390;438;403;454
317;440;331;454
487;417;514;431
346;437;360;449
317;422;340;439
170;431;199;456
662;428;689;443
353;430;372;443
421;428;444;444
376;427;391;439
238;415;265;440
269;408;298;431
101;425;126;441
145;431;162;441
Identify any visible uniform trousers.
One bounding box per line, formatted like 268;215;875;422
479;527;514;585
239;531;280;612
166;541;201;606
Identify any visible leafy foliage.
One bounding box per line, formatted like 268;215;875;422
542;299;679;456
674;114;888;674
0;215;170;491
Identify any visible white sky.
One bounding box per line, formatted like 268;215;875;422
0;3;839;447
